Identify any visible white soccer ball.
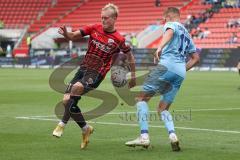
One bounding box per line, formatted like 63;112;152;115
111;66;128;88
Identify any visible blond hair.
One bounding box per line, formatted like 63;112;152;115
102;3;119;18
164;7;180;18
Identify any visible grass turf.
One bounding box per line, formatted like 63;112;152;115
0;68;239;160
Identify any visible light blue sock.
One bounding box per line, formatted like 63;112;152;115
161;110;175;134
136;101;149;134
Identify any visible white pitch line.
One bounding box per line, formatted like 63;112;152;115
175;108;240;112
16;116;59;121
15;107;240;118
104;108;240;114
15;116;240;134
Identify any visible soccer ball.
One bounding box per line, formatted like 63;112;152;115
111;65;128;88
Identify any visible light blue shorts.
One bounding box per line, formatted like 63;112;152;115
143;65;184;104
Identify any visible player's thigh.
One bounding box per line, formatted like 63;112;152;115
78;70;104;94
65;68;85;94
159;87;179;108
142;64;168;96
160;72;184;106
65;68;103;95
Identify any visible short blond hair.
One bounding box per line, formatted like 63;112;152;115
164;7;180;17
102;3;119;18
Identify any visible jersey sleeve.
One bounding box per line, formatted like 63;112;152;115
80;24;94;36
163;22;176;33
186;38;197;54
120;38;131;53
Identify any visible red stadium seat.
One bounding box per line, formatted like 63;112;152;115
195;7;240;48
55;0;190;33
0;0;52;29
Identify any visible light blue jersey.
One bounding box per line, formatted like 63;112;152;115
159;22;196;78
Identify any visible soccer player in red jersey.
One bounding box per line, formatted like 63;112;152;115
52;3;136;149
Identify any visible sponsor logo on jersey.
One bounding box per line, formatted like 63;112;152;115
91;39;112;53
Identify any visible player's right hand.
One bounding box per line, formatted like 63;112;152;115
58;26;67;36
128;76;136;89
153;47;161;63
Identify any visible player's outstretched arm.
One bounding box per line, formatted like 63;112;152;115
126;51;136;88
58;25;83;41
186;52;200;71
154;29;174;61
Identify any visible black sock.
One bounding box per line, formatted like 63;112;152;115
62;96;82;124
65;96;86;128
62;101;71;124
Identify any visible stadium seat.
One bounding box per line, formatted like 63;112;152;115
55;0;190;33
194;7;240;48
0;0;52;28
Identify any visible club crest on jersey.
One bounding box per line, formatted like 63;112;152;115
93;32;98;38
108;38;114;44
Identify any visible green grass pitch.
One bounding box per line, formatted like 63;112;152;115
0;68;239;160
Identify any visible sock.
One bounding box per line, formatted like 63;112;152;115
161;110;175;134
141;133;149;139
58;121;66;127
62;104;71;124
61;96;81;124
81;124;89;133
136;101;149;136
66;95;86;128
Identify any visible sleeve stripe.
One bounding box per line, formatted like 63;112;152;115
80;29;86;37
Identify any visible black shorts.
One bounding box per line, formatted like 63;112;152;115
65;67;104;94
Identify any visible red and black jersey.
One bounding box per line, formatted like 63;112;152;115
79;24;131;77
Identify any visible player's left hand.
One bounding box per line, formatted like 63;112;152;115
154;47;162;63
128;76;136;88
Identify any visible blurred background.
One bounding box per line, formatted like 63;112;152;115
0;0;239;70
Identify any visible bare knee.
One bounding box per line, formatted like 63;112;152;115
135;92;151;102
71;82;84;96
157;101;171;113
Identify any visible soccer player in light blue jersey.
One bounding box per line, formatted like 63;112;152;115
125;7;200;151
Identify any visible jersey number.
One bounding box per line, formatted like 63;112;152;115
178;34;190;56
